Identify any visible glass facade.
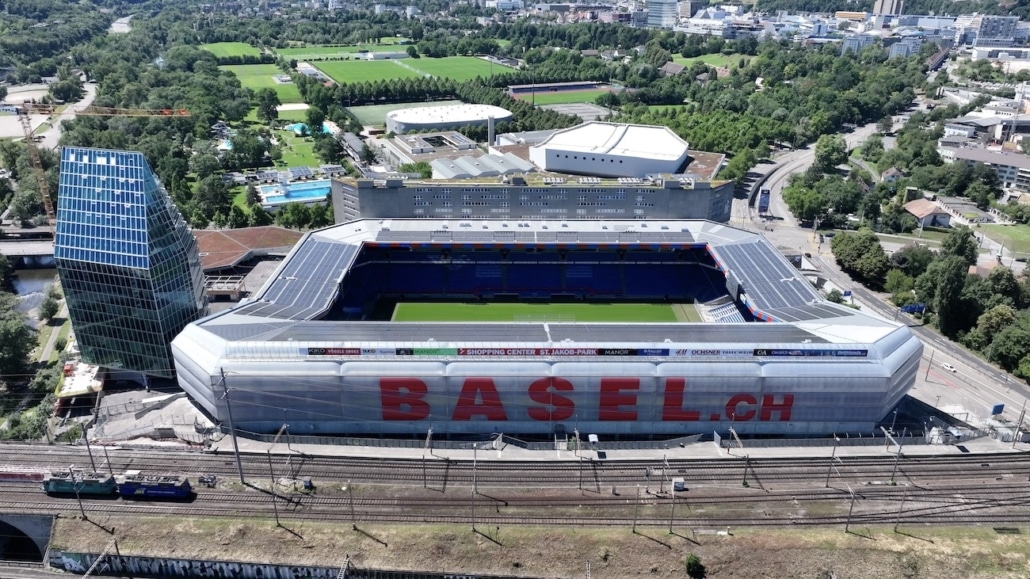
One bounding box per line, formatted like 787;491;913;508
56;147;205;378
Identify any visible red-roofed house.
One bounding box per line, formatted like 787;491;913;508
903;198;952;228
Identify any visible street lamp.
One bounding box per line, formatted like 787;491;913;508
890;410;898;434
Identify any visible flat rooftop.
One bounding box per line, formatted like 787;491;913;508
194;226;304;272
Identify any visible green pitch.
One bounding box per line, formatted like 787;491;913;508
516;89;609;105
201;42;262;58
219;65;302;103
406;57;500;82
313;60;423;84
276;45;409;59
392;302;689;323
345;100;464;126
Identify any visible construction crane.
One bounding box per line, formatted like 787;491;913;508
16;103;191;231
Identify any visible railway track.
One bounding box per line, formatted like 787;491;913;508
5;445;1030;489
6;443;1030;529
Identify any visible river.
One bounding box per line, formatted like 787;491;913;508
11;268;57;323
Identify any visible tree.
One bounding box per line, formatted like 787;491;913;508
0;86;6;102
248;203;274;227
885;269;914;302
976;304;1016;344
831;230;889;288
826;289;845;303
941;226;979;268
990;323;1030;372
859;134;884;164
923;256;971;337
406;45;419;59
190;154;222;181
0;253;13;293
0;293;34;376
226;205;248;229
306;107;326;135
255;88;281;123
360;143;378;165
877;116;894;135
38;295;59;322
246;184;261;206
890;244;936;278
313;135;344;164
814;134;848;173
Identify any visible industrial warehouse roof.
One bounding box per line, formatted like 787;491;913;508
385;104;512;125
532;122;688;162
430;153;535;179
179;220;908;352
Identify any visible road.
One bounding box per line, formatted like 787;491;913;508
36;82;97;151
751;113;1030;423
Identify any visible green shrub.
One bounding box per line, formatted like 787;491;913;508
686;553;705;578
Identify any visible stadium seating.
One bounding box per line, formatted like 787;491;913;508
334;246;735;317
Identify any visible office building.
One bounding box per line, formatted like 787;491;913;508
55;147;206;378
648;0;678;28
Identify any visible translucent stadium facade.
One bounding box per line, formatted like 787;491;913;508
172;219;922;437
57;147;205;378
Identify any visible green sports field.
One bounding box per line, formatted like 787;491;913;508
515;89;609;106
406;57;499;81
345;100;464;126
314;60;423;84
219;64;302;103
276;45;410;60
201;42;262;59
392;302;695;323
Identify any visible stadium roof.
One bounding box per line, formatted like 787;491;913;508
183;220;907;350
533;122;688;162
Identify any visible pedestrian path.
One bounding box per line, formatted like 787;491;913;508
205;431;1021;463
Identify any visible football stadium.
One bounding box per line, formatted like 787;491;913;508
171;219;922;439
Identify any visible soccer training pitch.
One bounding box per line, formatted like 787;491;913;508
201;42;262;59
405;57;499;82
219;65;302;103
314;60;424;84
514;88;610;106
392;302;696;323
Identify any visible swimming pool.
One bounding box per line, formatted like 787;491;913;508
284;122;332;134
259;179;331;206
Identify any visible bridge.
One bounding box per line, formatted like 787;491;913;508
0;240;55;268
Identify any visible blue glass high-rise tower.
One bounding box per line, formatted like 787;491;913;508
55;147;205;378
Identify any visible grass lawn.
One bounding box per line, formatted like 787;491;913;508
516;89;609;106
243;107;309;123
314;60;422;84
274;130;320;167
49;319;71;363
345;100;463;126
406;56;499;81
219;65;302;103
983;224;1030;255
201;42;262;59
672;53;749;68
392;302;681;323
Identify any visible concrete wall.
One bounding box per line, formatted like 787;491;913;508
49;551;525;579
0;514;53;559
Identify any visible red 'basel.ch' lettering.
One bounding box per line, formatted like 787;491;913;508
378;378;794;422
